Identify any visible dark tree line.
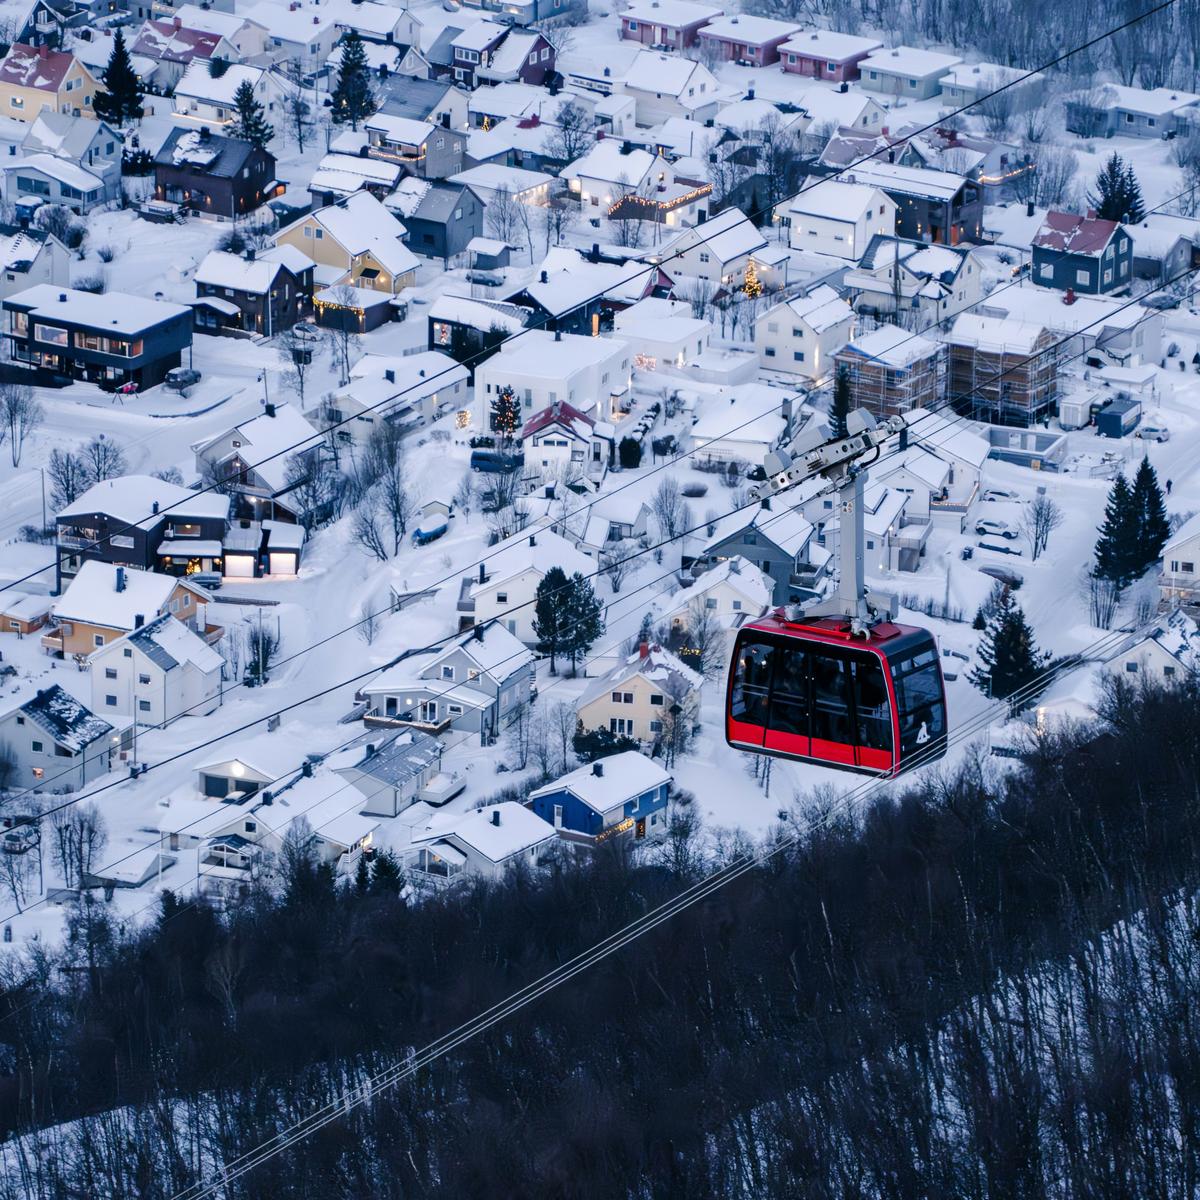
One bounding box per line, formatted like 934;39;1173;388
2;678;1200;1196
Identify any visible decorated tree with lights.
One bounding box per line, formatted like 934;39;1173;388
743;258;762;299
331;31;374;130
491;385;520;443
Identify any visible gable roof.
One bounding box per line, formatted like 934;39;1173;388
173;59;265;104
839;322;939;367
19;684;112;751
53;562;207;631
58;474;229;526
155;126;261;178
298;191;413;275
788;177;887;221
430;620;534;683
132;18;223;63
528;750;672;813
328;727;442;788
779;283;853;333
470;527;593;595
110;610;223;674
1033;210;1122;257
521;399;596;440
703;502;814;559
415;801;555;862
0;43;82;91
623;49;711;98
23;111;116;160
659;205;765;263
0;222;53;273
665;555;773;615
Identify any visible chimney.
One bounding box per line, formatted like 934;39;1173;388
265;402;276;417
620;139;632;155
592;760;603;776
1064;286;1076;306
529;533;536;546
302;760;313;777
173;14;181;27
899;424;909;450
747;85;755;100
261;790;273;804
478;562;487;584
384;367;395;383
37;44;47;58
540;270;548;283
365;743;376;755
1085;208;1096;221
134;613;145;628
760;496;771;511
245;247;255;261
491;809;501;825
474;623;484;641
554;327;561;341
590;242;600;262
115;566;126;592
638;640;649;659
1026;200;1035;217
838;81;848;93
151;501;159;515
199;126;210;141
58;292;66;302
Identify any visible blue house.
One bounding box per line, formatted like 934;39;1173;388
526;751;671;847
1031;211;1132;296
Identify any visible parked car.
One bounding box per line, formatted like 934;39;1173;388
981;487;1019;502
940;647;969;681
165;367;202;396
470;448;524;473
191;571;222;590
412;519;448;546
1136;424;1170;442
975;518;1018;540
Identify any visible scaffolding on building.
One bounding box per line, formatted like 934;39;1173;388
946;320;1059;427
834;331;945;420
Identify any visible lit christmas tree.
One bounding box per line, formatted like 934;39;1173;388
743;258;762;299
491;385;520;441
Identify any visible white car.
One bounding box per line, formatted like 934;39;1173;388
975;518;1018;540
981;488;1019;502
1136;424;1170;442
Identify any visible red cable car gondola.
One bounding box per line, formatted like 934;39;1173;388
726;611;947;777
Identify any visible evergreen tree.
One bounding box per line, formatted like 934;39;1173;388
1131;455;1170;576
353;854;370;895
93;29;142;126
618;436;642;469
969;588;1049;708
831;364;851;440
331;31;375;130
533;566;571;674
1090;152;1144;223
742;258;762;299
490;384;520;441
1093;473;1141;588
369;849;403;894
563;572;604;676
231;80;273;149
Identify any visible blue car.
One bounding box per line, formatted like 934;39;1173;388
412;520;448;547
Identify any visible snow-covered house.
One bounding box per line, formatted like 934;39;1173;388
521;399;613;480
791;85;887;134
842;236;982;328
779;29;882;80
364;114;464;181
527;752;672;847
458;528;593;645
0;222;67;300
168;5;271;57
688;382;792;470
275;192;418;295
895;407;987;509
858;46;961;99
153;126;281;221
474;29;555;87
171;61;290;129
561;139;676;213
579;493;653;558
696;14;800;65
88;611;223;727
778;178;896;260
130;16;241;89
0;684;113;792
1161;513;1200;604
0;44;100;123
612;296;711;370
193;247;314;336
328;727;444;818
407;802;556;882
15;112;121;205
658;555;772;630
619;0;722;48
939;62;1045;109
833;324;943;419
656;205;768;288
842;159;983;246
447;162;554;206
620;49;722;124
577;643;700;744
307;152;402;209
696;501;825;605
1106;611;1200;682
1066;83;1200;139
362;621;536;742
243;1;339;79
474;330;631;428
755;285;854;381
310;351;469;449
44;562;213;659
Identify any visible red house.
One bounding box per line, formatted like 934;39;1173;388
619;0;723;49
696;13;800;66
779;29;883;81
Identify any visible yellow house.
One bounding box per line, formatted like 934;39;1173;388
577;643;702;744
0;45;102;123
274;191;418;295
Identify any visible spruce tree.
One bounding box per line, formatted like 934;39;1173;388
231;80;273;149
563;572;604;676
969;588;1049;708
1094;473;1140;588
331;31;375;130
1090;152;1143;223
93;29;142;126
369;849;403;894
490;385;520;441
1122;160;1146;224
533;566;571;674
1131;455;1170;575
831;364;851;440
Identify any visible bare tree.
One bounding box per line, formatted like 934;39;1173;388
1173;131;1200;214
1025;142;1079;208
549;700;575;777
681;598;727;680
1087;571;1122;630
505;695;532;770
454;473;475;521
604;538;641;593
82;435;126;485
977;74;1016;137
1023;494;1064;561
610;173;648;249
0;383;41;467
287;94;313;152
351;491;389;562
46;449;88;511
49;804;107;891
544;100;592;165
277;325;324;409
324;284;362;386
283;450;338;530
677;278;720;321
357;599;380;645
486;185;522;247
540;193;577;251
652;477;691;543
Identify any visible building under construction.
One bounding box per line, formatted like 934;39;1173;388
833;323;943;419
946;314;1058;427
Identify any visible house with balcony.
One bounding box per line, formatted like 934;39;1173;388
527;752;672;847
841;235;982;328
153;127;281;221
833;324;943;419
696;13;800;65
520;399;613;481
0;684;113;793
779;29;881;80
328;728;444;819
88;611;223;728
365;114;464;180
4;284;192;390
54;473;230;590
620;0;721;48
408;802;556;883
360;620;536;743
192;246;314;337
43;562;216;659
0;44;101;123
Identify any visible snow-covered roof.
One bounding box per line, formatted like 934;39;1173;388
704;501;814;559
3;153;102;193
58;474;229;527
664;555;772;616
428;292;526;334
237;771;377;850
699;13;800;42
193;402;318;494
0;592;52;621
847;159;966;201
562;139;657;186
297;191;416;277
780;284;853;334
660;205;764;263
470;526;593;595
195;249;296;295
174;4;265;37
111;610;223;674
173;59;264;104
794;86;879;128
434;620;534;682
22;111;113;160
259;242;315;276
941;61;1042;89
0;43;82;91
479;328;626;379
7;283;189;335
132;18;223;64
787;177;884;221
19;684;112;751
949;312;1047;354
1085;83;1200;116
53;562;205;631
623;49;708;98
451;19;507;52
312;152;400;187
328;727;442;788
528;750;672;814
413;801;555;863
1164;511;1200;554
621;0;723;25
449;162;553;196
841;323;939;367
860;45;961;76
483;30;541;77
978;283;1149;335
242;1;337;42
897;407;988;469
690;381;789;447
781;29;882;60
364;113;436;146
1033;210;1121;256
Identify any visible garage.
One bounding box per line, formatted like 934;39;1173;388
268;552;297;576
224;555;256;579
264;520;305;577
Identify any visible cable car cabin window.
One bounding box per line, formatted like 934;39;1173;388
764;645;809;756
729;640;773;745
891;644;946;761
851;656;892;753
810;653;855;765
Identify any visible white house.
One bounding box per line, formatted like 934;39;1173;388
407;802;556;883
474;330;631;427
0;223;67;301
842;237;983;328
621;49;722;124
689;381;792;467
755;284;854;381
520;399;613;480
659;555;772;630
561;139;676;213
1106;610;1200;683
791;85;888;135
88;611;222;727
858;46;962;99
939;62;1045;108
243;2;340;78
778;178;896;260
612;296;711;370
460;527;594;644
1161;512;1200;604
655;205;767;286
171;60;291;128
